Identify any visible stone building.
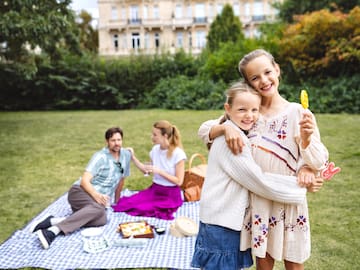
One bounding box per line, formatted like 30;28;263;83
98;0;282;56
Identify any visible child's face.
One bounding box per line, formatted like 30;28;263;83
225;92;261;131
245;55;280;98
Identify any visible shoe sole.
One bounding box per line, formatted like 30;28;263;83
36;230;50;249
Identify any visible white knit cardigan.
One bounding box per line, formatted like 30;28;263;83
199;120;307;231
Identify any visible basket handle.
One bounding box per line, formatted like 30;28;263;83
188;153;206;170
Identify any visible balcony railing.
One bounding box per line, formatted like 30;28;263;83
193;17;207;24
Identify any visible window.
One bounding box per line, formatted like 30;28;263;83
155;33;160;48
253;0;265;21
187;4;192;17
176;32;183;48
132;33;140;49
122;34;127;49
143;5;148;19
130;5;139;23
195;3;206;22
154;5;159;19
113;34;119;51
188;32;192;47
121;6;126;19
217;4;223;14
196;31;206;48
111;6;117;20
233;2;240;16
144;33;149;49
175;4;182;18
209;4;214;18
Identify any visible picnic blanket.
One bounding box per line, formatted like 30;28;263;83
0;189;200;270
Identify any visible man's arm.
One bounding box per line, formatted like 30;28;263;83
80;171;109;206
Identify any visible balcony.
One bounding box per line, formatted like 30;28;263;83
193;17;207;24
99;19;127;31
172;17;193;30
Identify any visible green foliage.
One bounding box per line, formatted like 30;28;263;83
77;10;98;53
276;0;360;22
206;4;244;52
279;7;360;79
143;75;227;110
0;0;81;66
280;75;360;114
201;39;261;83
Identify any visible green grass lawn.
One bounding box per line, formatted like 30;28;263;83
0;110;359;270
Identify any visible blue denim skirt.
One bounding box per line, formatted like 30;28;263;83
191;222;253;270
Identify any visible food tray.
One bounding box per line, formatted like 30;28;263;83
117;221;154;238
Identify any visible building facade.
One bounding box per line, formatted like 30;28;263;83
98;0;282;56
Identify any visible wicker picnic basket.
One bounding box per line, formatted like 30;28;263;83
181;153;207;202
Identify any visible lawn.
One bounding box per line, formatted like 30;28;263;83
0;110;359;270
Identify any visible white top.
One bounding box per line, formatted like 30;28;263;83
150;144;187;186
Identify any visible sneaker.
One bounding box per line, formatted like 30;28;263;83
37;229;56;249
31;215;54;233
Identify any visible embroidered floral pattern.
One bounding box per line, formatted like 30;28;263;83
253;235;265;248
254;214;262;225
251;210;309;249
269;216;277;227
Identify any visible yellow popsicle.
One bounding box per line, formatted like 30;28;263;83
300;90;309;109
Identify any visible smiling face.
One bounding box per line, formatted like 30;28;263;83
244;55;281;98
224;91;261;131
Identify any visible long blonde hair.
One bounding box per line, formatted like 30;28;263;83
153;120;183;158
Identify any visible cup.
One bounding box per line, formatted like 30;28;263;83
143;162;152;177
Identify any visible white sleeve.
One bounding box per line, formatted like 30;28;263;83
198;117;222;145
213;137;306;204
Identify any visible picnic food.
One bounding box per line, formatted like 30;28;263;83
300;89;309;109
117;221;154;238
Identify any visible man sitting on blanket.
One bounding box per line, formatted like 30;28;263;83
32;127;132;249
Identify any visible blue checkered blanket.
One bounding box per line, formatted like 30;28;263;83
0;190;200;269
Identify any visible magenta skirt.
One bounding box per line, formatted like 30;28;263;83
112;183;183;220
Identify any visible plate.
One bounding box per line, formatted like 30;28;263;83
175;216;198;236
83;236;110;253
81;227;103;238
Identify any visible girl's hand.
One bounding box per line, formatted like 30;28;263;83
307;177;325;193
299;111;314;148
297;166;315;187
126;147;134;156
224;125;244;155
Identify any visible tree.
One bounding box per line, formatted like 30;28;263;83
275;0;360;23
77;10;98;53
0;0;81;65
206;4;244;52
278;7;360;78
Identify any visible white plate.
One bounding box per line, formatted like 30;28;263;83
81;227;103;237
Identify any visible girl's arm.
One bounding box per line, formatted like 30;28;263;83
198;118;244;154
126;147;147;174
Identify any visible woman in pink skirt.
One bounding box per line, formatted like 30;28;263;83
112;120;186;220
